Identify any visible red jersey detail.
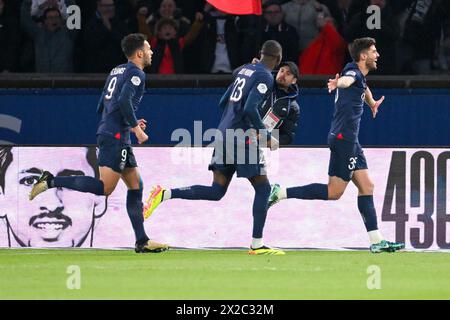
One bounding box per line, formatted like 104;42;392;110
337;133;344;140
114;132;121;140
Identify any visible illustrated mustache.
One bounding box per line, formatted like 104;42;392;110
29;208;73;227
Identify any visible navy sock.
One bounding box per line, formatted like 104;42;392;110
127;189;149;244
52;176;104;195
286;184;328;200
252;182;271;238
171;183;227;201
357;195;378;232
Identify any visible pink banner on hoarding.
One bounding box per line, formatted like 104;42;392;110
0;146;449;250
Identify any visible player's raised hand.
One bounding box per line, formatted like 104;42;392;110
371;95;385;118
137;119;147;131
195;12;204;22
327;74;339;93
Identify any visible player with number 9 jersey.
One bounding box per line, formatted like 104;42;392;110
97;62;145;146
29;34;169;254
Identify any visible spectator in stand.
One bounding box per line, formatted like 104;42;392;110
441;16;450;72
128;0;154;32
299;10;347;74
261;0;299;63
31;0;69;19
82;0;129;72
281;0;332;54
137;10;204;74
198;3;240;74
146;0;191;37
399;0;450;74
320;0;355;33
176;0;205;23
21;0;77;73
342;0;399;74
236;14;263;68
0;0;21;72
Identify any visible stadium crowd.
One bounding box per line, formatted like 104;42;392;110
0;0;449;75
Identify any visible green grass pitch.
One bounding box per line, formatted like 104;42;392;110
0;249;449;299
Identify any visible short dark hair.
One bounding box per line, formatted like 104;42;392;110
349;37;376;62
260;40;282;60
155;17;179;34
121;33;147;58
43;7;62;19
263;0;281;11
0;147;98;195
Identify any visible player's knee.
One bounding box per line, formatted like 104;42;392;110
359;181;374;195
210;183;227;201
103;185;115;196
328;189;344;200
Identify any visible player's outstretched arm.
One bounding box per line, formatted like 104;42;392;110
365;87;385;118
327;74;356;92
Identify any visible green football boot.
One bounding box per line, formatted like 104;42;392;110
268;183;282;209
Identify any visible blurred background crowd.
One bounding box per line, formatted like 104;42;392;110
0;0;449;75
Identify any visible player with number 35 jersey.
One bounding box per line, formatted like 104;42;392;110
267;37;405;253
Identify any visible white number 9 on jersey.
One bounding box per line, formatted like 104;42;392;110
230;77;246;102
105;77;117;100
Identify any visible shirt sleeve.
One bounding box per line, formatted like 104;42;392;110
219;84;233;109
243;72;274;133
342;69;358;79
117;69;144;127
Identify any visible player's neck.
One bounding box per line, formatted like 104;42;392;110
356;61;369;76
128;59;144;70
260;58;276;71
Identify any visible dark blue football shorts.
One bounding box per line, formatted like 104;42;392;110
208;139;267;179
97;134;137;173
328;137;368;181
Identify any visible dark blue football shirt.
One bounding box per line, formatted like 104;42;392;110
97;62;145;145
217;62;274;140
328;62;367;143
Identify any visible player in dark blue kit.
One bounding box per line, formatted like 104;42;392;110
144;40;285;255
29;33;168;253
268;38;405;253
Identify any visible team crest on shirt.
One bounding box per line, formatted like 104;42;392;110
131;76;141;86
257;83;268;94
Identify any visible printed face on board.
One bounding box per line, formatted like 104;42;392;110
1;148;100;247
